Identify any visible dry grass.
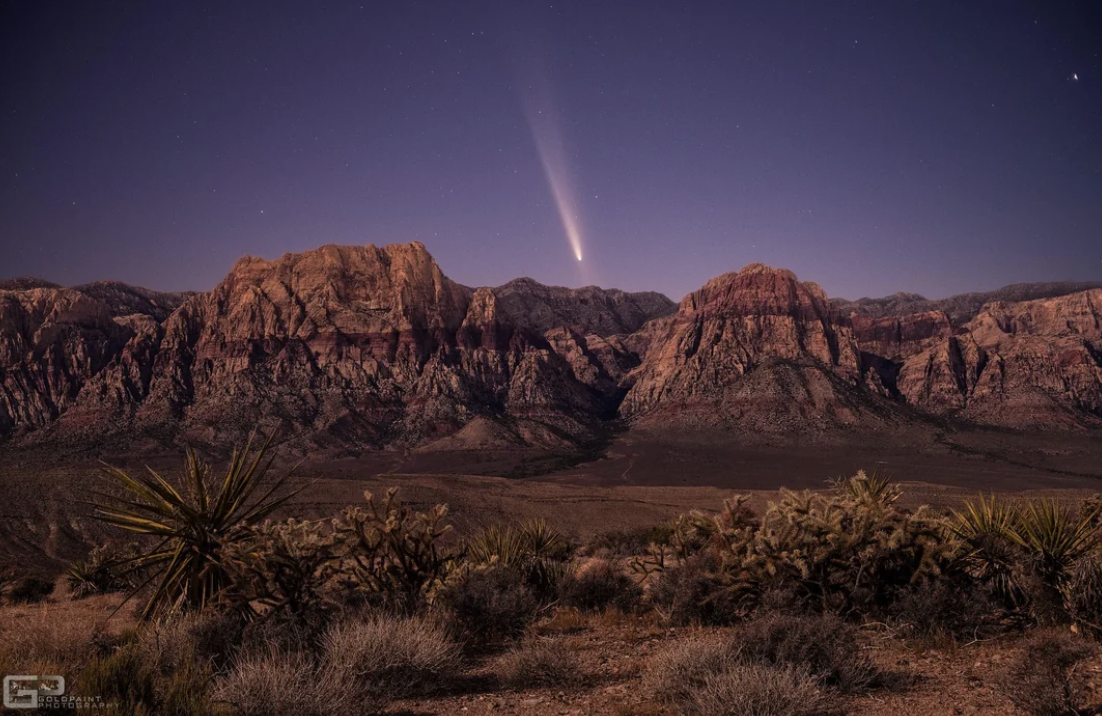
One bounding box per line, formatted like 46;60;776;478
736;613;878;694
687;663;829;716
213;647;331;716
644;633;739;706
137;611;244;674
320;614;461;701
497;638;580;689
0;594;123;672
996;630;1097;716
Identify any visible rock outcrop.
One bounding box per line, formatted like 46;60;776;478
1;246;1100;452
620;265;895;432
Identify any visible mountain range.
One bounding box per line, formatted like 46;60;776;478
2;242;1100;456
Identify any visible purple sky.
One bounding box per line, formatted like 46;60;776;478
1;1;1100;303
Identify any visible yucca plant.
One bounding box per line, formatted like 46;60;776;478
464;518;571;600
949;494;1023;605
1010;498;1102;589
66;544;135;599
92;434;301;619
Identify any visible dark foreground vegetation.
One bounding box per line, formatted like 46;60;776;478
4;438;1102;715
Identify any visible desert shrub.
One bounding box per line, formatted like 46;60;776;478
645;634;740;707
440;565;541;643
648;551;748;625
225;518;335;618
78;642;159;714
497;638;580;689
213;647;330;716
1062;556;1102;637
6;576;55;604
887;578;1005;641
93;434;301;619
585;524;674;557
465;518;572;602
736;613;877;694
559;560;642;613
320;614;460;702
239;612;332;659
685;663;828;716
67;545;135;598
996;631;1096;716
331;488;452;614
139;611;246;675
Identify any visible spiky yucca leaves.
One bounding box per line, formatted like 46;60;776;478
464;518;571;601
93;435;301;619
225;518;336;618
951;496;1102;620
332;488;453;613
950;494;1024;607
1012;499;1102;586
66;545;136;599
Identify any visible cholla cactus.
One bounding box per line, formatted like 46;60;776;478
643;473;956;618
225;518;336;617
332;488;453;613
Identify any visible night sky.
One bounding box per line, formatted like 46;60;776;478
1;1;1100;302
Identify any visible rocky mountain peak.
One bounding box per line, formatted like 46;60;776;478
680;263;831;320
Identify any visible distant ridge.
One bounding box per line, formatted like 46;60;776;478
0;276;61;291
0;245;1100;454
833;280;1102;323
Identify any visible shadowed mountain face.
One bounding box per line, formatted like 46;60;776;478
0;243;1100;455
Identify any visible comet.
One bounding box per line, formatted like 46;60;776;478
525;92;585;264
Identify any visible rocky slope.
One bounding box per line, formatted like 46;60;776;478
1;245;1100;453
70;280;193;321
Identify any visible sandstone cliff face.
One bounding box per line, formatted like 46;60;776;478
895;290;1102;428
0;243;662;451
0;288;135;434
1;247;1100;451
620;264;886;432
622;266;1102;433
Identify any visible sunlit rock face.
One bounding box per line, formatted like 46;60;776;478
619;264;885;432
1;245;1100;452
0;242;673;451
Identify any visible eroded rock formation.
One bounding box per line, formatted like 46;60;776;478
1;244;1099;453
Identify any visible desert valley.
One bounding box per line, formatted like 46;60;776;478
5;1;1102;713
